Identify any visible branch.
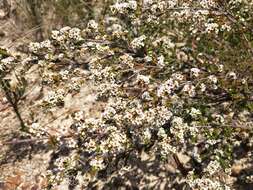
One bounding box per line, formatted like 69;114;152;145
1;135;73;146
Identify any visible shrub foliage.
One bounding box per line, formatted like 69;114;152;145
1;0;253;189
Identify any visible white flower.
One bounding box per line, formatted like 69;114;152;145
227;72;237;80
128;0;138;9
51;30;60;40
241;78;247;84
212;114;225;124
111;23;124;36
172;73;184;81
111;1;137;14
182;84;196;97
205;22;219;34
208;75;218;84
69;28;82;40
171;116;184;126
59;70;69;80
131;35;146;49
191;68;201;77
189;108;201;119
204;160;221;176
73;111;84;121
90;157;105;170
160;139;177;157
31;122;40;128
136;74;150;84
200;0;216;8
187;177;230;190
103;106;117;119
218;64;224;72
87;20;98;30
171;117;188;143
29;42;41;53
43;89;65;106
157;85;165;97
200;83;206;92
84;139;97;153
157;55;165;67
40;40;52;49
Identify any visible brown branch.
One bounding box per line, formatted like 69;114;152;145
0;80;27;131
173;153;189;176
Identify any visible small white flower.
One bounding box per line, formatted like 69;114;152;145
90;157;105;170
31;122;40;129
189;108;201;119
157;55;165;67
103;106;117;119
241;78;247;84
191;68;201;77
200;83;206;92
182;84;196;97
204;160;221;176
73;111;84;121
208;75;218;84
227;71;237;80
205;22;219;34
87;20;98;30
218;64;224;72
136;74;150;84
131;35;146;49
69;28;82;40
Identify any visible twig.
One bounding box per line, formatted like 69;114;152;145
173;153;189;176
0;80;27;131
1;135;73;146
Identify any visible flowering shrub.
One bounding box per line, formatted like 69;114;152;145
1;0;253;189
